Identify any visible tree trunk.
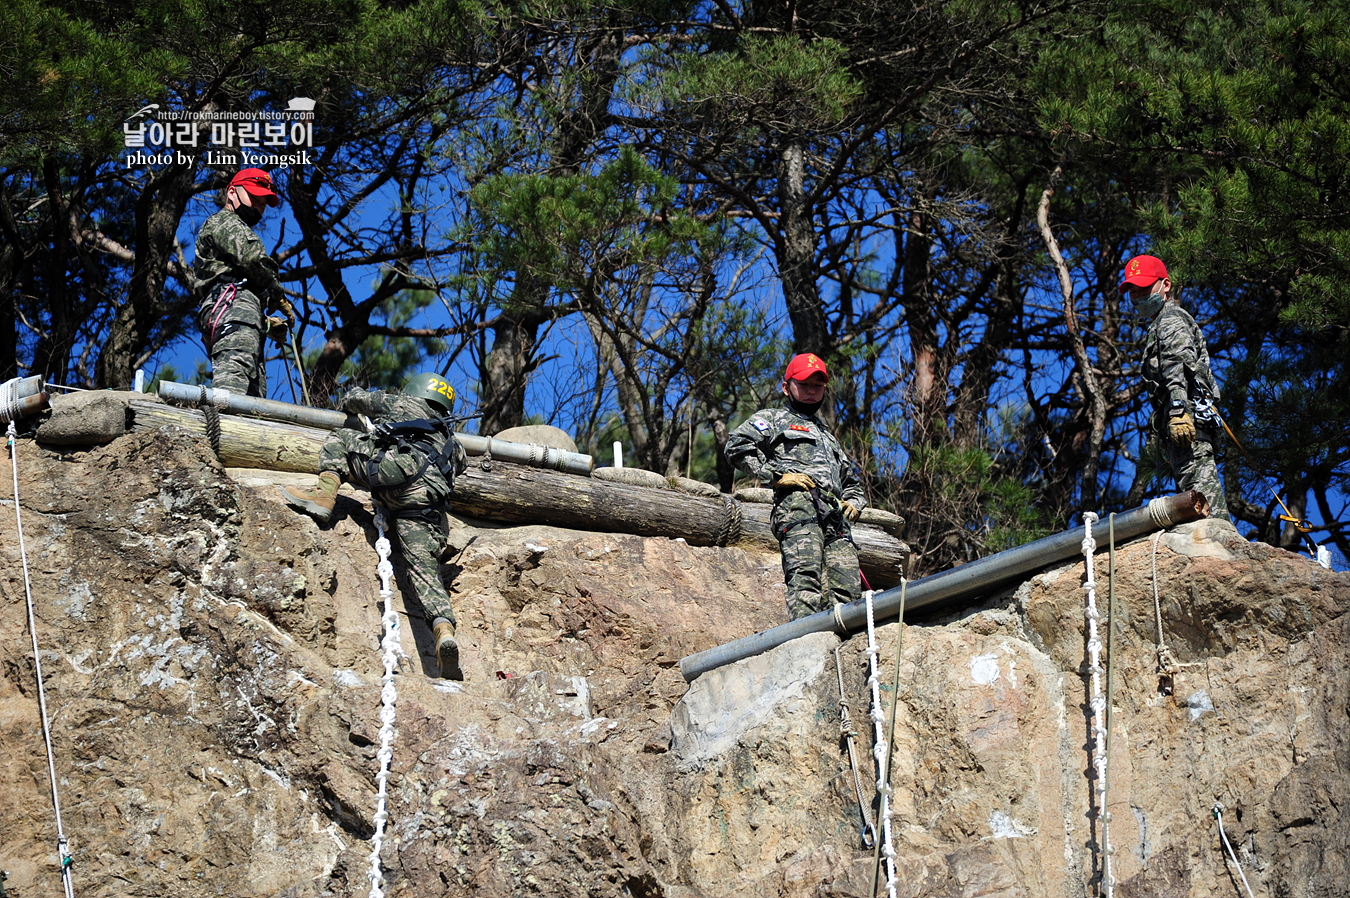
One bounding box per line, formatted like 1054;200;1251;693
777;140;830;356
35;157;74;384
97;161;196;389
901;196;942;445
479;278;548;434
1038;166;1107;510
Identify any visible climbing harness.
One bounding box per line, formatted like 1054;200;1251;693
366;507;408;898
862;587;899;898
1212;804;1256;898
833;647;876;849
1215;413;1330;568
202;282;239;353
8;421;77;898
1081;513;1113;897
348;413;477;505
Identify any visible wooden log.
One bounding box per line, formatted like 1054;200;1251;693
131;400;326;472
129;401;910;587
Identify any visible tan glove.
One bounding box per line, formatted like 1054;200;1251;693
774;472;816;491
266;315;289;345
1169;411;1196;446
841;500;861;523
269;289;296;325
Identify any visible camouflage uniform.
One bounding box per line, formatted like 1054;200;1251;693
1142;302;1230;520
319;388;468;626
193;208;280;396
726;406;866;619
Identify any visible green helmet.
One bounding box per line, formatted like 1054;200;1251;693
402;371;456;414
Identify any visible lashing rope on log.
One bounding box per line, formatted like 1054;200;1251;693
8;420;77;898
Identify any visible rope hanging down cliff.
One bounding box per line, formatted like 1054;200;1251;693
8;419;77;898
1081;513;1114;898
862;589;898;898
366;507;409;898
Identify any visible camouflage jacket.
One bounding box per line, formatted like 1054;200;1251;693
725;406;865;507
193;208;280;303
333;388;467;507
1142;302;1220;414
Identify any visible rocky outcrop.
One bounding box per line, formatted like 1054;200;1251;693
0;429;1346;897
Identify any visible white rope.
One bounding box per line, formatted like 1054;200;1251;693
0;378;23;424
1212;804;1257;898
863;589;897;898
1081;512;1112;898
9;422;77;898
367;507;406;898
1147;496;1175;529
1150;531;1180;677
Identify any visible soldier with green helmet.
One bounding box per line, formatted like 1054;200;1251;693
1121;254;1231;521
282;371;469;679
194;168;290;397
725;353;867;620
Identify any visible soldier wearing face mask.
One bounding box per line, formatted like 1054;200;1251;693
725;353;867;619
1121;254;1231;521
193;168;286;397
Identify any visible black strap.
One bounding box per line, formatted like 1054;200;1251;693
348;420;463;502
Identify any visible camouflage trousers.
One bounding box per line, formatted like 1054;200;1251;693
318;435;455;625
200;286;266;397
1163;434;1230;522
390;509;456;626
772;491;861;620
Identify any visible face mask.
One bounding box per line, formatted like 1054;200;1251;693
1131;286;1165;320
235;203;262;227
788;396;824;415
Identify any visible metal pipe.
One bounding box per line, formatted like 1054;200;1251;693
1;377;47;424
679;491;1207;682
12;376;45;399
453;434;593;476
155;381;595;476
157;381;355;430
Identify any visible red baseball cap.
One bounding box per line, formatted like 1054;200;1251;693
229;168;280;208
1119;254;1168;294
783;352;829;383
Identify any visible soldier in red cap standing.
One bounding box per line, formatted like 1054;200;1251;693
193;168;288;397
1120;254;1231;520
726;353;867;619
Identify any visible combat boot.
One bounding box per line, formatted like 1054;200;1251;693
432;617;463;681
281;471;342;523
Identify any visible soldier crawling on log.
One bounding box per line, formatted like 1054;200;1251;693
725;353;867;620
281;371;470;680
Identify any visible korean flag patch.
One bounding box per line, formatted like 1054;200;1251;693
750;418;769;432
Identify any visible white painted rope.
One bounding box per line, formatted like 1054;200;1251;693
1213;804;1256;898
863;589;898;898
9;422;77;898
0;378;23;425
1081;513;1112;897
367;508;405;898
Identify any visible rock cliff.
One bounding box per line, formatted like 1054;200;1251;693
1;429;1346;897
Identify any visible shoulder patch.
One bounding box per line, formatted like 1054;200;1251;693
750;418;770;432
